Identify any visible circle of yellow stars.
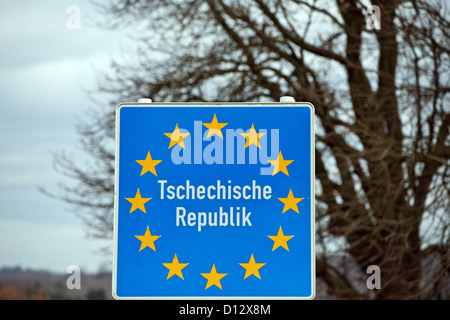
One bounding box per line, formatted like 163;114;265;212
123;113;308;291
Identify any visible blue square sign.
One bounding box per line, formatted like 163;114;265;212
112;102;315;299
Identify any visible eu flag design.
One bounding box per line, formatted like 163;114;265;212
112;102;315;299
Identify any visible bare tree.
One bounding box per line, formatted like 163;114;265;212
50;0;449;299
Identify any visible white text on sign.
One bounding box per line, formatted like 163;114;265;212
158;179;272;232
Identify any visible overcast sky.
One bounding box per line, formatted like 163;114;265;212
0;0;136;273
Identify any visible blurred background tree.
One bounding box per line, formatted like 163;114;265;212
50;0;449;299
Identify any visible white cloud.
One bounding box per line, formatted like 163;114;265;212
0;0;135;273
0;219;111;273
0;0;134;71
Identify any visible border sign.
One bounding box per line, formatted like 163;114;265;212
112;101;315;299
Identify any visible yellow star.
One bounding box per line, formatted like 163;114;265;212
162;254;189;280
164;124;190;149
134;226;161;252
239;124;266;148
202;114;228;139
278;189;304;213
268;227;294;251
239;254;266;280
136;151;162;176
125;189;151;214
200;264;227;290
267;151;294;176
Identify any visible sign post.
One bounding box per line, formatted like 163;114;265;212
112;99;315;299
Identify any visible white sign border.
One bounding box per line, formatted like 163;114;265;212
112;102;315;300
